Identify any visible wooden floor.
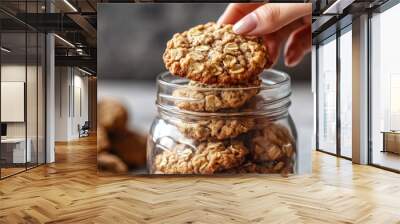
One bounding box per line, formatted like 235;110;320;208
0;136;400;224
1;167;26;178
372;151;400;171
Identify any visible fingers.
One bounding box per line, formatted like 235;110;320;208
217;3;263;25
263;16;310;67
233;3;312;35
218;3;312;68
284;24;312;67
263;34;281;68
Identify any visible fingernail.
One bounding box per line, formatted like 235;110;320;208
233;13;257;34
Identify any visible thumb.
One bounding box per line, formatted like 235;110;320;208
233;3;311;35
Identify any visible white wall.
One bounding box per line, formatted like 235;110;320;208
1;65;38;138
55;67;69;141
72;73;89;137
54;67;89;141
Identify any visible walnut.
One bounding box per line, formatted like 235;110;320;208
98;152;128;173
110;130;147;168
97;127;111;153
98;99;128;132
98;99;148;171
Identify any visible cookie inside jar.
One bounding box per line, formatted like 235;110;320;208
148;70;297;176
172;78;261;112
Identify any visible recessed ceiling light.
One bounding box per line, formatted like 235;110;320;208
63;0;78;12
1;47;11;53
78;67;92;76
54;34;75;48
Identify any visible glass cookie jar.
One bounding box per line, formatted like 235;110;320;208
147;69;297;176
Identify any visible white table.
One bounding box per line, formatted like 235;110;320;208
1;138;31;163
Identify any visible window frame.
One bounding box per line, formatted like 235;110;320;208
315;23;353;161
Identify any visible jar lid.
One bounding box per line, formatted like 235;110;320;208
156;69;291;119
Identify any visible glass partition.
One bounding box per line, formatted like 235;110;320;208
27;30;38;169
26;0;44;169
0;1;46;179
1;31;28;177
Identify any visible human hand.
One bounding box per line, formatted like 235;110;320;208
218;3;312;67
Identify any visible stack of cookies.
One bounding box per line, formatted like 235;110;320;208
155;22;295;176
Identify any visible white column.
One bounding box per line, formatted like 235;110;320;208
45;0;56;163
311;45;317;152
352;14;369;164
46;33;55;163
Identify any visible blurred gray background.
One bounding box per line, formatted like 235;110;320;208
98;3;311;82
97;3;313;173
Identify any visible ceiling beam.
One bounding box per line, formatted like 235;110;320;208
322;0;356;15
67;13;97;41
55;55;96;71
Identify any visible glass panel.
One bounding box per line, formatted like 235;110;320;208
27;31;38;169
26;0;39;169
1;30;27;177
339;28;352;158
371;4;400;171
317;36;337;154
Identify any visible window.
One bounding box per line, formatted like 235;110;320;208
317;35;337;154
370;2;400;171
339;27;352;158
316;25;353;159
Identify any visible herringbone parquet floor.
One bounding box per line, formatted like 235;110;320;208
1;136;400;224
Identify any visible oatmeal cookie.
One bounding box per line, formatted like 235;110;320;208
172;78;260;112
163;22;268;84
250;123;295;162
177;118;255;141
247;123;295;175
153;140;248;174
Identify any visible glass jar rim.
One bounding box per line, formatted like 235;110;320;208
156;69;291;119
157;69;290;91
